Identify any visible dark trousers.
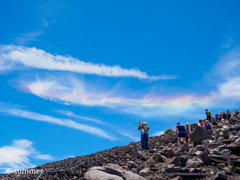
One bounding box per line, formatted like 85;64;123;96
207;116;211;122
141;133;148;150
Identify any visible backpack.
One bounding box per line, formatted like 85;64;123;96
205;123;211;130
142;122;150;132
207;111;211;116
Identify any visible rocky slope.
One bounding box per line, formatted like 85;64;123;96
1;115;240;180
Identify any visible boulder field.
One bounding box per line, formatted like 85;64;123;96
1;114;240;180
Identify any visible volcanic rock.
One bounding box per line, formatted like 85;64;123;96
214;171;227;180
139;168;150;176
190;126;211;145
170;157;182;167
186;157;204;168
84;164;147;180
217;163;225;170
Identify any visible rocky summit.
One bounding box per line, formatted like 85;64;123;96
1;115;240;180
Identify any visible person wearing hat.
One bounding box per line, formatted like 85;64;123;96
205;120;217;141
176;122;187;146
185;122;191;143
138;121;149;150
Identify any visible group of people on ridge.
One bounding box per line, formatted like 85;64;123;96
217;109;239;121
138;109;239;149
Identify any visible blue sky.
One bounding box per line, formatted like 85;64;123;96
1;0;240;173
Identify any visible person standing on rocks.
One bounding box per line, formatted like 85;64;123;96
227;110;231;120
185;122;191;143
176;122;187;146
206;109;211;122
205;120;217;141
223;112;227;120
234;110;239;117
218;111;223;121
138;121;149;150
198;119;205;127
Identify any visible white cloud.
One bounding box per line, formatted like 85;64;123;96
0;139;54;173
116;131;139;142
0;106;116;141
15;45;240;118
0;45;178;80
57;110;140;141
220;37;233;49
14;32;43;45
36;154;54;160
153;130;165;136
58;110;104;124
18;76;209;118
41;18;49;27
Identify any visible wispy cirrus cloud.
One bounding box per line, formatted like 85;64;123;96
57;110;104;124
153;130;165;136
41;18;49;27
0;139;54;173
0;104;116;140
16;75;208;119
13;48;240;119
14;32;43;45
0;45;178;80
57;109;139;141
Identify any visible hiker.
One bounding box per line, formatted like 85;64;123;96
176;122;187;146
206;109;211;122
138;121;149;150
218;111;223;121
198;119;205;127
227;110;231;120
234;110;239;117
223;112;227;120
205;120;217;141
185;122;191;143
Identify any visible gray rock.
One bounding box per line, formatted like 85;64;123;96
190;126;211;145
153;153;165;162
217;163;225;170
186;157;204;168
127;161;139;170
190;123;198;132
139;168;150;176
137;151;147;160
170;157;182;167
198;151;210;165
189;168;201;173
189;148;197;156
84;164;147;180
195;151;202;156
210;148;220;155
214;171;227;180
196;145;207;151
178;156;188;167
220;149;232;156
